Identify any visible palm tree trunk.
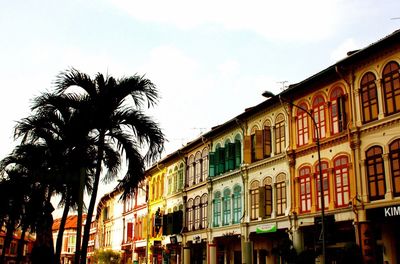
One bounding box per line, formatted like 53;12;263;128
16;224;27;264
75;169;86;264
55;192;71;264
80;131;105;264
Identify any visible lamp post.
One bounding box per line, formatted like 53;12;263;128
262;91;326;264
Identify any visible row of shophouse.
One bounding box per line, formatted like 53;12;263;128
53;29;400;264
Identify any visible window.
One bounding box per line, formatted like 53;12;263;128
194;152;202;184
178;164;184;190
213;192;221;227
187;199;194;231
299;166;312;213
259;177;272;219
330;87;347;134
233;185;242;224
312;95;326;139
250;181;260;220
390;139;400;196
202;148;209;181
194;197;201;230
209;139;241;176
187;155;194;186
366;146;386;200
296;103;309;146
201;194;208;228
223;189;231;226
275;114;286;154
173;166;178;192
276;174;287;216
315;161;329;210
168;174;172;195
382;61;400;115
263;125;272;158
334;156;350;207
361;72;379;123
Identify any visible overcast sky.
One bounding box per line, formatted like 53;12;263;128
1;0;400;212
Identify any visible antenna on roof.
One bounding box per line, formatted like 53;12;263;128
277;81;288;91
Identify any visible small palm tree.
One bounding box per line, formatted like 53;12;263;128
54;68;165;263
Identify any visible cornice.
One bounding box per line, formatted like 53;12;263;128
293;132;348;158
247;153;288;174
359;113;400;136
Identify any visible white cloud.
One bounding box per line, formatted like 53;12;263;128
217;59;240;77
109;0;339;42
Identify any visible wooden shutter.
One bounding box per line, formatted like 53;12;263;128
255;130;263;160
209;152;215;177
225;146;230;171
228;143;235;170
258;186;266;218
218;148;225;174
235;140;241;168
127;222;133;241
263;126;271;157
243;135;251;163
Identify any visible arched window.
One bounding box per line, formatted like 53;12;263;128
201;194;208;228
275;114;286;154
299;166;312;213
360;72;378;123
366;146;386;200
202;148;209;181
276;173;287;216
334;156;350;207
312;95;326;139
186;155;194;187
178;163;184;190
261;177;272;219
213;192;221;227
382;61;400;115
315;161;329;210
194;152;202;184
232;185;242;224
296;102;309;146
223;189;231;226
250;181;260;220
330;87;346;134
194;196;201;230
389;139;400;196
173;166;178;192
168;169;173;194
187;199;194;231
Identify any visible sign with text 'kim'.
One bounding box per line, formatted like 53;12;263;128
366;205;400;220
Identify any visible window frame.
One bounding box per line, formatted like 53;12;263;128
366;146;386;201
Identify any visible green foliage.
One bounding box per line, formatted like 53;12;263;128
91;249;121;264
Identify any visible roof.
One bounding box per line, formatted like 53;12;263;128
52;214;87;231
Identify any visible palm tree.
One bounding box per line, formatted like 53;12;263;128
54;68;165;263
14;92;99;264
0;144;52;264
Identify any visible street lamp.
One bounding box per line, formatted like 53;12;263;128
262;90;326;264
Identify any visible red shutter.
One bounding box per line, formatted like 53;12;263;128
127;222;133;241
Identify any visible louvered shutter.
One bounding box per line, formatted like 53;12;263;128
228;143;235;170
209;152;215;177
264;126;271;157
235;140;241;168
258;186;265;218
218;147;225;174
243;135;251;163
127;222;133;241
255;130;263;160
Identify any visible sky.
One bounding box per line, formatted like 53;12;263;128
1;0;400;214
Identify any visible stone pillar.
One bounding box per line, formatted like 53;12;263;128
292;228;304;255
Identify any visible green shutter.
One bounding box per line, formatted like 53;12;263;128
218;147;225;175
209;152;215;177
228;143;235;170
225;146;230;171
235;140;241;168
